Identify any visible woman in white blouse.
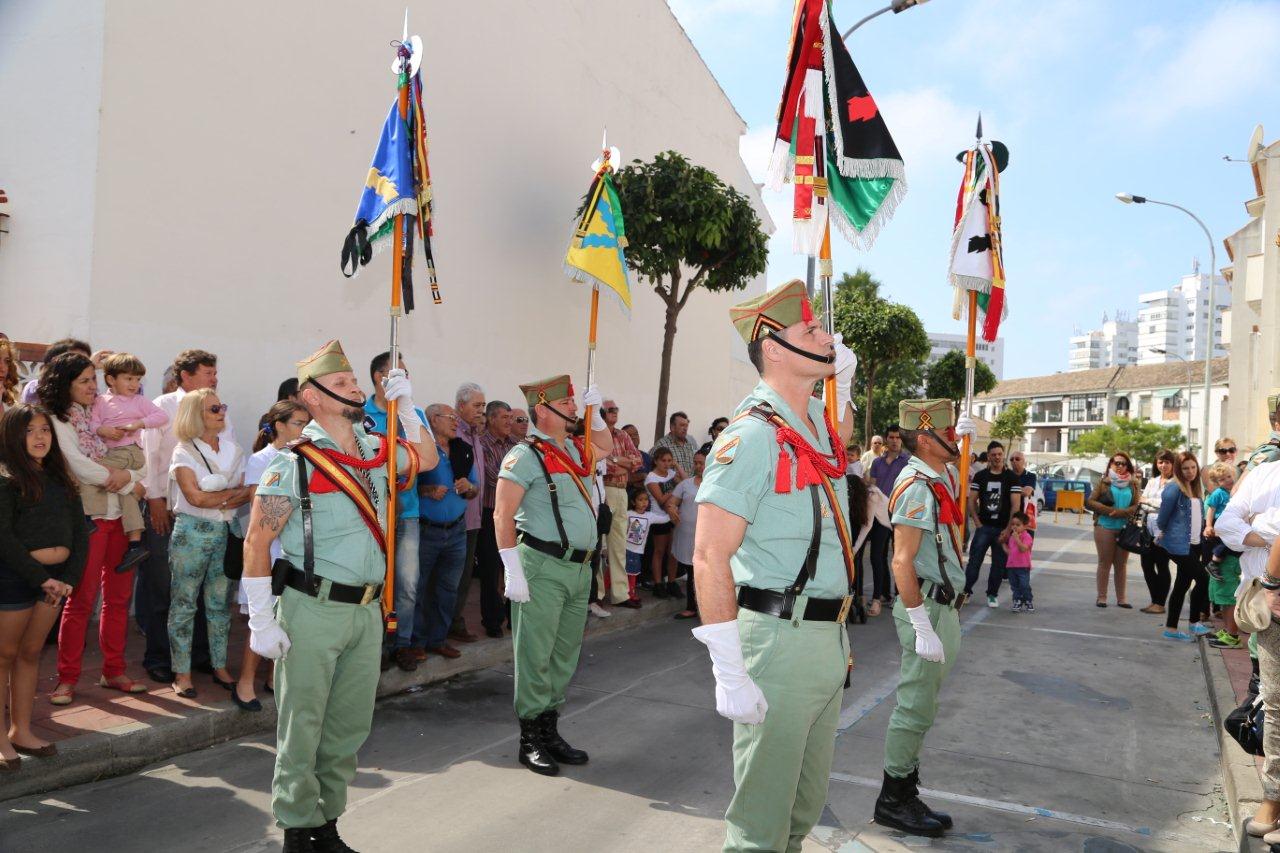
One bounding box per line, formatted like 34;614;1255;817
167;389;251;698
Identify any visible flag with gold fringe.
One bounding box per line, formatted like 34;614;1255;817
949;140;1007;342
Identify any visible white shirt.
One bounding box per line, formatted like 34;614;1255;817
644;470;677;524
625;511;660;555
239;444;283;561
142;388;237;501
169;437;245;522
1217;461;1280;589
671;477;701;565
1141;476;1173;535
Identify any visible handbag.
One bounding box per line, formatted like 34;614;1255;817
596;501;613;536
1236;577;1274;634
1116;511;1153;554
1224;691;1265;757
223;529;244;581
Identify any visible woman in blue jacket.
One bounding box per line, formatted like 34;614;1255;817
1154;451;1209;641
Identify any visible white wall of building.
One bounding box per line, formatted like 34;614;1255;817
1067;315;1137;372
1136;271;1230;365
926;332;1004;379
0;0;769;446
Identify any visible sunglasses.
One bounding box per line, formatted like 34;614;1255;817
1216;447;1237;454
514;416;528;424
603;407;619;414
1111;459;1129;467
207;404;229;414
433;413;459;422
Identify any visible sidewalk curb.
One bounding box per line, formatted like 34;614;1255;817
0;598;683;804
1200;638;1260;853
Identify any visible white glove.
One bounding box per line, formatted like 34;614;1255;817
243;576;291;660
955;414;977;441
832;333;856;412
198;473;229;491
382;368;427;442
582;384;607;431
692;620;769;725
905;604;945;663
501;546;530;603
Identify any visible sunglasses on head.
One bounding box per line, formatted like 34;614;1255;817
514;416;528;424
207;404;229;414
1216;446;1237;454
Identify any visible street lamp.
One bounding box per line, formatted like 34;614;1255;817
1151;348;1192;453
1116;192;1218;464
842;0;932;40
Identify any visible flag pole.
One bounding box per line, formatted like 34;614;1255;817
584;282;600;471
820;223;837;428
956;113;984;532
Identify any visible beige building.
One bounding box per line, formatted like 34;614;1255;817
0;1;769;445
1223;128;1280;449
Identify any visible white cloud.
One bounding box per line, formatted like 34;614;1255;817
1108;2;1280;128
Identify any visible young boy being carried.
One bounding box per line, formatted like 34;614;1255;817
1002;511;1035;613
90;353;168;572
1203;462;1242;649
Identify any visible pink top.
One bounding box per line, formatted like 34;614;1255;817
90;391;169;448
1003;530;1033;569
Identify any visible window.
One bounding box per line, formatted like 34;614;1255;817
1068;394;1104;422
1115;397;1130;413
1068;427;1091;446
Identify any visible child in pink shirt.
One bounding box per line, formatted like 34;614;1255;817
1002;511;1034;612
90;353;168;571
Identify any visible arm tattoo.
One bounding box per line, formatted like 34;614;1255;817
257;495;293;532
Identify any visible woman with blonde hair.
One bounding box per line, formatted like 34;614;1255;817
166;388;251;697
1154;451;1209;641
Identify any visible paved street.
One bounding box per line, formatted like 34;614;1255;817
0;517;1233;852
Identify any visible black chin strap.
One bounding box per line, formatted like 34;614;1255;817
539;402;579;427
307;377;365;409
927;429;961;459
766;332;835;365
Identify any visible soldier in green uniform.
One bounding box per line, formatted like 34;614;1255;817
693;279;859;853
1244;394;1280;473
494;375;613;776
242;340;438;853
872;398;976;837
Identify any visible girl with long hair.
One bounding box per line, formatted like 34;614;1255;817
1155;451;1209;641
1138;449;1177;613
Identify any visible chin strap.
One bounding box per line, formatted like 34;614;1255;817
538;402;580;429
766;332;835;365
307;377;365;409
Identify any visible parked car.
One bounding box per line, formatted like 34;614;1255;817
1042;478;1092;511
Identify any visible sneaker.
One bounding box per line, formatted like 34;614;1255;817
1011;602;1024;613
114;542;149;574
1023;602;1035;613
1189;622;1213;636
1209;633;1243;649
987;596;998;609
1163;630;1194;642
1207;562;1224;581
588;603;611;618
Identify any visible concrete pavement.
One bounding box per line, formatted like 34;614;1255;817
0;518;1237;851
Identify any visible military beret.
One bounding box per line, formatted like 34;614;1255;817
519;375;574;409
297;339;354;386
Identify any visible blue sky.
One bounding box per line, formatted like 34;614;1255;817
667;0;1280;379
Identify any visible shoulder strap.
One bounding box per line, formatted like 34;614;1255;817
888;471;961;595
525;438;569;551
294;451;315;590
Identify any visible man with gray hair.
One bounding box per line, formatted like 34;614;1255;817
448;381;487;642
476;399;519;636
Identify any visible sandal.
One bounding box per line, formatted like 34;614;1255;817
99;675;148;694
1116;602;1133;609
172;683;198;699
1095;600;1107;608
49;683;75;706
867;599;882;617
1140;604;1165;614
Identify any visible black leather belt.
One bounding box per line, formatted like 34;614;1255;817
737;586;854;624
285;567;382;606
518;531;595;565
921;581;966;609
421;515;465;530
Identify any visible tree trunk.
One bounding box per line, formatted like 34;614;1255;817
653;290;680;444
862;363;877;446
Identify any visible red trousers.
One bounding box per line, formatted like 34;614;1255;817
57;518;133;684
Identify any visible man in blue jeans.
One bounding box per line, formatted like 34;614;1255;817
964;441;1022;607
412;403;478;662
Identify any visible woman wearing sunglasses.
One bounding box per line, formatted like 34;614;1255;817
166;389;251;697
1086;452;1140;608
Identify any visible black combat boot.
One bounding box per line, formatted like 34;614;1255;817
518;717;560;776
906;768;952;830
309;819;357;853
537;710;589;765
282;828;315;853
873;770;944;837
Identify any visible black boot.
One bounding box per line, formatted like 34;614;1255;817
538;710;588;765
906;768;952;830
309;820;357;853
873;770;944;837
518;717;560;776
282;828;315;853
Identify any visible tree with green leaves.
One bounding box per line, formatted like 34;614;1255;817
925;350;997;416
606;151;768;441
990;400;1029;450
1070;417;1184;464
830;269;929;443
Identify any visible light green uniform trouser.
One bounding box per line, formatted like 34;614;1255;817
511;544;592;719
272;584;382;829
724;601;850;853
884;596;961;778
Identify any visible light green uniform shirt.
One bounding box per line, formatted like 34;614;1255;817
888;456;963;588
498;426;597;552
697;380;851;599
1246;431;1280;471
255;420;407;587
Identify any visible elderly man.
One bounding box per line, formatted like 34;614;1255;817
510;407;530;440
865;426;909;615
243;340;436;851
652;411;698;479
475;400;519;637
602;399;643;608
447;382;487;643
1008;449;1037;536
862;435;883;471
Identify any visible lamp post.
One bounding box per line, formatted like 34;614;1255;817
1151;348;1192;453
1116;193;1218;463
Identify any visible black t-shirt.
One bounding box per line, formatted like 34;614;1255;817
970;467;1019;527
1017;471;1037;492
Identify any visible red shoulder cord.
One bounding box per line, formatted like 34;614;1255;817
533;437;593;478
319;435;419;491
929;481;962;525
772;409;849;493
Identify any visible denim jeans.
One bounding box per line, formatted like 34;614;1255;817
964;524;1008;597
391;518;421;649
414;518;468;649
1007;567;1032;603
